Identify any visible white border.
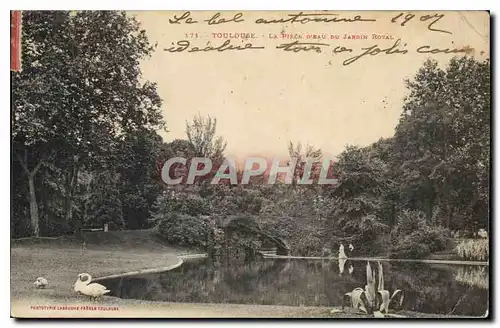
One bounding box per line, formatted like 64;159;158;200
2;1;497;328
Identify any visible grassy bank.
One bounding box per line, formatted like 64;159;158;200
11;237;327;318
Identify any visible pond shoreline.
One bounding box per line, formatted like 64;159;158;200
262;254;489;266
93;254;208;282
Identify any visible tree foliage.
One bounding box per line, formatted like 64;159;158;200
185;114;226;159
12;11;164;237
393;58;490;231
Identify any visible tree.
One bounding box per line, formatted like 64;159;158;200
160;139;196;186
325;146;390;254
392;57;490;231
287;141;323;187
117;130;169;229
12;11;164;236
185;114;226;159
86;171;125;229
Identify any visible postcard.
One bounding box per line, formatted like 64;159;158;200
11;10;490;319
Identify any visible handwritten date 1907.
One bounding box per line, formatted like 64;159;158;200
391;12;451;35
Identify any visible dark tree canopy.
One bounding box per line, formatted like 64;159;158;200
12;11;165;237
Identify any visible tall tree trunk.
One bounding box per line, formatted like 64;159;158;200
27;173;40;237
446;206;453;230
84;173;93;222
17;151;43;237
63;156;80;233
63;195;74;233
41;188;50;236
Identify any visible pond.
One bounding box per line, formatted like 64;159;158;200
101;258;489;317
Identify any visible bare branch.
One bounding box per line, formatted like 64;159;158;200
32;159;44;175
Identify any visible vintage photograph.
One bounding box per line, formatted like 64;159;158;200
11;10;490;318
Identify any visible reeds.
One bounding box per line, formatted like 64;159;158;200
455;239;489;261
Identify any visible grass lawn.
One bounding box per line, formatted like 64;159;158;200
11;242;329;318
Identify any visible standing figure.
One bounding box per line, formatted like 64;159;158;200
338;244;347;259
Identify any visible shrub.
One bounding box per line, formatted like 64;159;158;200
389;209;449;259
151;193;212;220
218;215;265;261
390;209;426;238
261;216;325;256
154;212;210;249
390;234;432;259
291;230;325;256
455;239;489;261
211;186;266;216
411;225;449;252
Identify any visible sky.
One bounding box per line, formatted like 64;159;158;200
132;11;489;160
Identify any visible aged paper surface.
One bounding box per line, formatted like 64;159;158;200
11;11;490;319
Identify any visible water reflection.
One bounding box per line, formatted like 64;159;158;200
102;259;488;316
338;258;347;275
454;266;488;290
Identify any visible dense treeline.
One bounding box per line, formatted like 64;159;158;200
12;12;490;260
150;57;490;259
150;57;490;258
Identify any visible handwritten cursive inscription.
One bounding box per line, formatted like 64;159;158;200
164;40;265;53
205;12;244;25
256;12;376;24
161;11;484;67
343;39;408;66
169;11;198;24
416;45;474;54
333;46;353;54
277;41;329;53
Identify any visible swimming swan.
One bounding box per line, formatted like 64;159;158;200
74;273;110;301
34;277;48;289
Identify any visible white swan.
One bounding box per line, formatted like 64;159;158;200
34;277;48;289
74;273;110;301
348;243;354;252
